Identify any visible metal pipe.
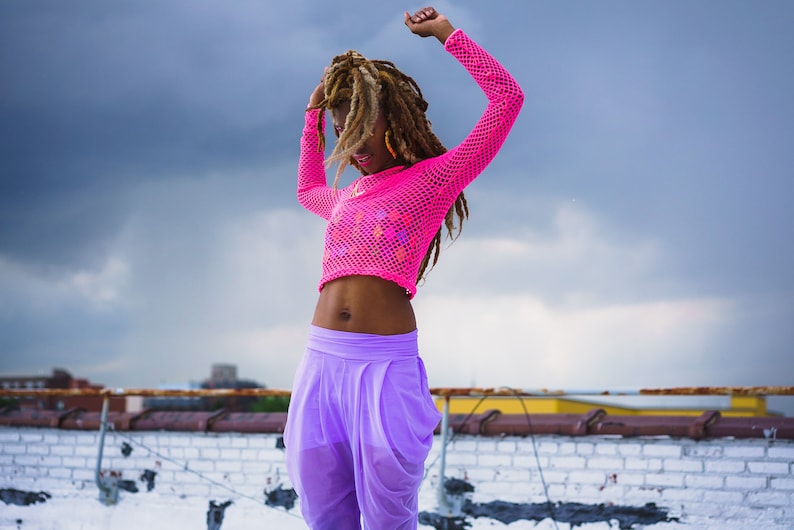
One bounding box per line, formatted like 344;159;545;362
95;395;110;496
437;395;451;514
2;385;793;398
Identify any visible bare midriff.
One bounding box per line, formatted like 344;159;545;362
311;275;417;335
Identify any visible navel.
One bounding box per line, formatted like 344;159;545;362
339;308;352;321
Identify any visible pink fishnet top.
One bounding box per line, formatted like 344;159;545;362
297;29;524;299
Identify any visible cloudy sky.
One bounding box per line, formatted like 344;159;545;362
2;1;792;413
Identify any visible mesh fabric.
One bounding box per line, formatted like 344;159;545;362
297;29;524;298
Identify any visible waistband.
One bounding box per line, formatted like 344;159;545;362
307;325;419;360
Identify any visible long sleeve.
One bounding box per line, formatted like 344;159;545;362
422;29;524;200
297;109;340;220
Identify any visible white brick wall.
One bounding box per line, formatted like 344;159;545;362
1;427;792;530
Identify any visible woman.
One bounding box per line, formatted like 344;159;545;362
284;6;523;529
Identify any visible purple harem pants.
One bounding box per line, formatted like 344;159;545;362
284;325;442;530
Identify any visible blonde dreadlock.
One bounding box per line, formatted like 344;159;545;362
308;50;469;284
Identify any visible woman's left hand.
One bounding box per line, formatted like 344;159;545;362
404;6;455;44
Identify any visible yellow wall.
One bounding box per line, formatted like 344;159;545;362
434;396;773;417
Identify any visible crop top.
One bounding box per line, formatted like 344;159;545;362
297;29;524;299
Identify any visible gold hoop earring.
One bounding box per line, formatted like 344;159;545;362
385;130;398;159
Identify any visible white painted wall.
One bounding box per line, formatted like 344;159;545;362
1;427;792;530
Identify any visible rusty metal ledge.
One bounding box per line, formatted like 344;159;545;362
2;408;793;440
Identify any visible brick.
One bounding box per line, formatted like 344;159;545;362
771;478;794;491
1;444;26;455
215;460;243;473
725;475;768;490
768;446;794;460
13;455;43;466
229;437;249;448
464;468;495;482
219;448;242;460
685;474;724;489
477;453;512;467
723;446;766;458
38;456;62;467
702;490;745;504
568;470;607;485
683;444;723;458
645;473;684;488
190;437;218;448
62;457;88;468
746;491;791;507
47;467;72;479
75;445;98;457
177;483;212;498
663;459;703;472
748;461;790;474
549;456;586;469
200;448;220;460
186;460;214;472
50;444;75;456
557;442;576;455
616;473;645;486
575;442;595;456
594;443;617;456
450;440;477;452
0;432;21;442
587;457;624;470
476;440;498;453
72;468;95;481
27;444;50;456
536;470;567;484
446;453;477;466
617;443;642;456
493;468;530;482
20;433;44;443
75;434;96;445
625;457;662;471
43;433;60;444
496;440;517;453
536;441;559;455
546;484;566;498
643;444;681;458
704;459;745;473
565;483;605;501
661;487;703;502
623;488;663;504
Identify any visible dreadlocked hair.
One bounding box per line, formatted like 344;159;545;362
308;49;470;284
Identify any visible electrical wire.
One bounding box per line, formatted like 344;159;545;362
424;390;561;530
108;427;304;520
507;387;560;530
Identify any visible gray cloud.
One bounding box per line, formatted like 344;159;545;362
1;1;792;412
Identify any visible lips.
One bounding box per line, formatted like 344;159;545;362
353;153;373;165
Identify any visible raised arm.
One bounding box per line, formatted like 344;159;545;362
416;11;524;200
297;70;340;220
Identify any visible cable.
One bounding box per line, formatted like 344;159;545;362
108;427;304;520
421;394;488;483
424;390;560;530
507;387;560;530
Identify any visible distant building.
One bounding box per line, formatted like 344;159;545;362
209;364;237;387
201;363;264;412
141;364;266;412
0;368;125;413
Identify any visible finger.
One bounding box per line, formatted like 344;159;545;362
414;7;436;21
